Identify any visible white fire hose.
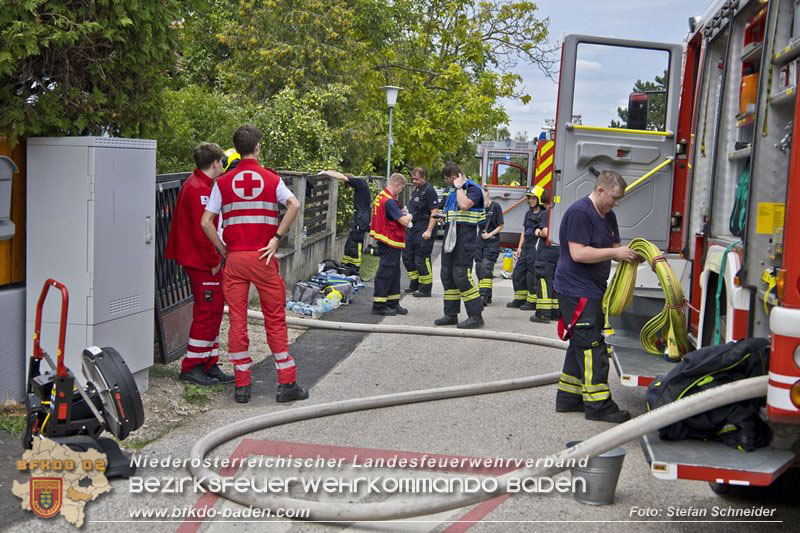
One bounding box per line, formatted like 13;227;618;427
191;311;768;520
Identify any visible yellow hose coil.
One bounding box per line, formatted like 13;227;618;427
602;238;690;361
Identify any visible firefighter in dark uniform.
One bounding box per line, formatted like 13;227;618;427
507;186;546;310
474;186;504;305
370;173;413;316
530;188;560;323
318;169;373;276
434;162;485;329
403;167;440;297
554;170;641;423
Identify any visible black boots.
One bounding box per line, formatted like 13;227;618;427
506;300;524;308
585;409;632;424
519;302;536;311
234;385;251;403
179;366;219;386
433;315;458;326
277;382;309;402
390;305;408;315
372;307;397;316
457;315;485;329
206;363;234;383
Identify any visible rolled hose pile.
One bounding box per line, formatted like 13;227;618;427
602;238;690;361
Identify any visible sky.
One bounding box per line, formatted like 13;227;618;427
503;0;712;138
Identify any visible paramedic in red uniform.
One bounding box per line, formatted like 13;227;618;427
201;125;309;404
165;142;234;386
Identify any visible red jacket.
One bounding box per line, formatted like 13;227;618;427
165;169;220;270
217;159;280;251
370;189;405;249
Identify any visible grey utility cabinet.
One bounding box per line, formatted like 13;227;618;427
26;137;156;391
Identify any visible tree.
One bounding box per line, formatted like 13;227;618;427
0;0;181;141
609;70;668;131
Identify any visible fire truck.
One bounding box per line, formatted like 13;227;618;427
475;137;555;246
550;0;800;493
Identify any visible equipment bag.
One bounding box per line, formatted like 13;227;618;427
645;337;770;451
292;281;322;305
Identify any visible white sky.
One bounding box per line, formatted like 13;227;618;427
502;0;712;137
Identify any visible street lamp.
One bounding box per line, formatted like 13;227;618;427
381;86;402;179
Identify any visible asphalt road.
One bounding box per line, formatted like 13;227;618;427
6;248;799;532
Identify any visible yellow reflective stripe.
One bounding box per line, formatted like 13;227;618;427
444;294;461;301
560;373;582;386
357;242;362;261
583;383;609;392
370;230;405;248
373;297;388;302
558;383;583;395
387;294;400;301
540;279;548;301
407;271;419;280
582;390;611;401
526;293;537;302
479;279;493;288
584;349;593;388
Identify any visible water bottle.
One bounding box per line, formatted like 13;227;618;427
502;249;514;273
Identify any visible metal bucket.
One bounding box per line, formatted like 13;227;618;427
566;441;626;505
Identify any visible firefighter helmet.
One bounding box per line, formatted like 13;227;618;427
525;185;544;201
222;148;241;172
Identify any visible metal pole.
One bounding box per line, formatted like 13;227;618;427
386;106;394;179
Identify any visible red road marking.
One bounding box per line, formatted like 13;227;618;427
178;439;518;532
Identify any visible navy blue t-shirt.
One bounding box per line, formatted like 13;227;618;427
554;196;621;298
385;198;404;221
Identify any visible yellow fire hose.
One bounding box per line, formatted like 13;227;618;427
602;238;690;361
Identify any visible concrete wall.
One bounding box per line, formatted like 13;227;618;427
0;286;25;402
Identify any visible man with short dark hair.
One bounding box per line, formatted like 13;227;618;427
370;173;413;315
317;169;372;276
553;170;641;423
165;142;233;386
403;167;440;297
201;124;309;404
434;162;485;329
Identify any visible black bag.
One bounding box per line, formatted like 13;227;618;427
645;338;770;451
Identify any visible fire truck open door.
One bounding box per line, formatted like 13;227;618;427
551;34;684;250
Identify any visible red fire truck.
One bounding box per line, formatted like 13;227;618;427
551;0;800;492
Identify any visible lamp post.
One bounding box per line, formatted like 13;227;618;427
381;86;402;180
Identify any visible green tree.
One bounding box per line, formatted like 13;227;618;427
0;0;180;141
609;70;668;131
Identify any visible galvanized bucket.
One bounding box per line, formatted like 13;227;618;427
566;441;626;505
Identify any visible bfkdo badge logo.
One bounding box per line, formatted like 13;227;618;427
30;477;63;518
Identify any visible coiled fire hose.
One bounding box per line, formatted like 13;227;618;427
191;312;766;520
602;238;690;361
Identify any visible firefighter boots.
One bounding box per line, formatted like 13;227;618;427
457;315;485;329
433;315;458;326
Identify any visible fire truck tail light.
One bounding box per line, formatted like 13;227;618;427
791;380;800;409
775;269;786;300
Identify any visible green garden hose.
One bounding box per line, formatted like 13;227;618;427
602;238;690;361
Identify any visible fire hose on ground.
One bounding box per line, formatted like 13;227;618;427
189;311;768;521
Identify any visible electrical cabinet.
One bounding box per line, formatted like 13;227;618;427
26;137;156;390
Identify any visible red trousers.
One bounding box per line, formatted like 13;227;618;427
223;251;297;387
182;267;224;373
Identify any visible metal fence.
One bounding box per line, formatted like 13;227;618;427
152;169;340;364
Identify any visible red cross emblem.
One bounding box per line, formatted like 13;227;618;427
232;171;264;200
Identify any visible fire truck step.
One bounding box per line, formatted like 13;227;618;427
609;341;677;387
640;432;795;486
